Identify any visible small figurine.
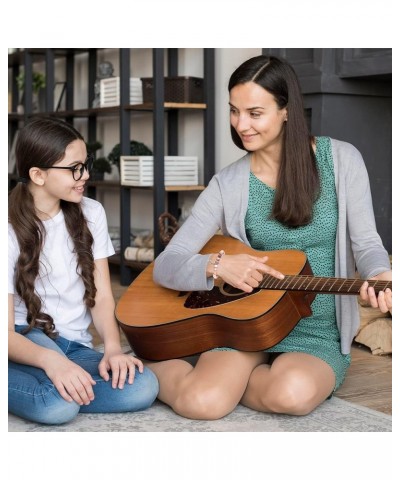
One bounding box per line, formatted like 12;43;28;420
92;61;114;108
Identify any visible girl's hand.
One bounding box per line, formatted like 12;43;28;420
98;352;144;389
359;271;392;315
216;253;284;293
45;353;96;405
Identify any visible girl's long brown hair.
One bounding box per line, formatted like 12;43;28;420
9;117;96;337
229;55;320;227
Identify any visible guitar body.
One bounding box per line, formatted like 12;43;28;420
116;236;316;361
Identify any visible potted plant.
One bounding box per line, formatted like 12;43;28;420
107;140;152;171
16;71;46;112
85;141;112;180
86;140;103;156
91;156;112;181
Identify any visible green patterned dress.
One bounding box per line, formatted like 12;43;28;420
244;137;350;390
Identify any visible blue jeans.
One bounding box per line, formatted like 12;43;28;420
9;327;159;425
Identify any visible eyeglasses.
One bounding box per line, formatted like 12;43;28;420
36;154;94;181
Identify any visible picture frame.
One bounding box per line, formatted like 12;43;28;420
54;82;66;111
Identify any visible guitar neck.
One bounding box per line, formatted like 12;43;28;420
260;275;392;295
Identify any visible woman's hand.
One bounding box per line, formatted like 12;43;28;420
359;271;392;315
215;253;284;293
98;351;144;389
44;352;96;405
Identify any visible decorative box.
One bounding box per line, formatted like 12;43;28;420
100;77;143;107
120;156;198;186
141;76;204;103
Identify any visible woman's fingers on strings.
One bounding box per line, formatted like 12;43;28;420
385;289;392;312
367;285;379;308
377;289;392;314
359;281;370;305
360;281;392;313
249;255;284;280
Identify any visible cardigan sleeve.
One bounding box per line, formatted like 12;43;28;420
153;175;225;291
336;141;391;279
332;138;391;354
153;155;251;292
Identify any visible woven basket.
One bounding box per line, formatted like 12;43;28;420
158;212;179;245
142;76;204;103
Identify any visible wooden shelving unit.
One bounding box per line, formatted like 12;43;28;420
8;48;215;285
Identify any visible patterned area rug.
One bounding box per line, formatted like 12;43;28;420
8;395;391;432
8;342;391;432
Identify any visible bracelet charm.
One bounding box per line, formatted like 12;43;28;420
212;250;225;279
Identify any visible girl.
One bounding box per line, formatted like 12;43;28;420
8;117;159;425
150;55;392;420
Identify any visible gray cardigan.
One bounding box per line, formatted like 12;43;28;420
154;138;391;354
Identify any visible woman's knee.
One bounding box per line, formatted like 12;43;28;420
174;383;235;420
262;371;323;415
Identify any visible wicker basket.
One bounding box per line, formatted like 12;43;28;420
158;212;179;245
141;76;204;103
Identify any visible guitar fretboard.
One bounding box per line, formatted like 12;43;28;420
261;275;391;295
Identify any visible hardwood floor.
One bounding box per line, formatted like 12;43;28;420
334;343;392;415
108;267;392;416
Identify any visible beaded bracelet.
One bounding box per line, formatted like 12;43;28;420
211;250;225;279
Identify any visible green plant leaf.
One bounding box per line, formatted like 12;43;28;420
16;71;46;94
107;140;152;166
92;156;112;174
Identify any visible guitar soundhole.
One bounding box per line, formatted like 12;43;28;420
184;284;258;309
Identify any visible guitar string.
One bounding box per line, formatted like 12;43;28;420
259;275;391;293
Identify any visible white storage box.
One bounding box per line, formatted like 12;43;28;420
120;156;198;186
100;77;143;107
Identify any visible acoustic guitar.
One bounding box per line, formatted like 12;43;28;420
116;236;391;361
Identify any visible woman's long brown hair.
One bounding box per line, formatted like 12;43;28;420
9;117;96;337
229;55;320;227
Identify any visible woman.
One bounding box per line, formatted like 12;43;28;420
8;117;159;425
149;55;392;420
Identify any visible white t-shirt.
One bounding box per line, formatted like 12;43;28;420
8;197;115;346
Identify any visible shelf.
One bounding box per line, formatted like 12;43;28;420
125;102;207;111
11;176;205;193
121;185;205;192
8;103;207;120
87;181;205;192
165;185;205;191
108;253;149;272
8;113;24;121
8;107;119;119
8;49;91;67
8;48;215;287
87;180;120;188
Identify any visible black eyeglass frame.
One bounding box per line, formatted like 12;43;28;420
35;154;94;181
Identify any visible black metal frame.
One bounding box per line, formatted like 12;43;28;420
118;48;215;285
8;48;216;286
